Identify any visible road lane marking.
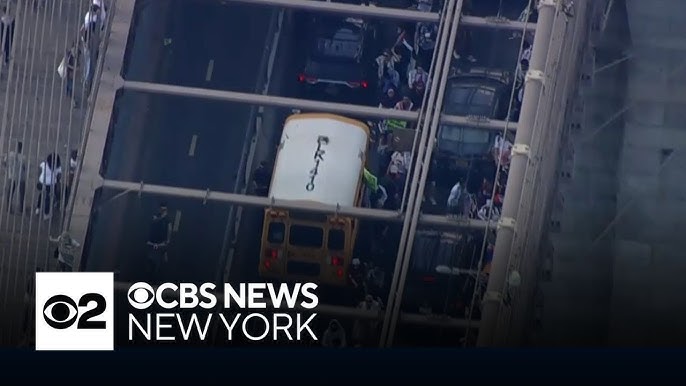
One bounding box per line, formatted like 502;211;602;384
188;134;198;156
205;59;214;81
173;210;182;232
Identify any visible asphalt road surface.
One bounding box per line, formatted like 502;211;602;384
228;0;529;346
83;1;275;285
82;0;529;347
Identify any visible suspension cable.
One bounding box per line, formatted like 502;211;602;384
494;7;568;340
0;1;33;344
487;1;565;345
462;0;535;345
1;0;88;345
45;0;87;272
2;0;40;344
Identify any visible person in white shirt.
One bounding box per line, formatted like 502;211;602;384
407;65;429;91
492;134;513;170
447;181;462;215
3;141;26;213
520;40;532;63
35;154;62;220
49;231;80;271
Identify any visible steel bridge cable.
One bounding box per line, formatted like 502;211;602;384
490;2;567;346
63;1;115;232
379;0;460;347
504;5;589;339
462;0;535;344
492;7;570;343
1;0;38;344
21;0;68;344
12;0;59;343
47;0;88;272
397;11;449;214
15;0;82;345
377;0;461;347
0;2;26;345
381;0;466;347
32;0;62;273
378;0;460;347
477;0;559;347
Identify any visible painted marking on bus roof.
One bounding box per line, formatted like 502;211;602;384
173;210;182;232
188;134;198;156
205;59;214;81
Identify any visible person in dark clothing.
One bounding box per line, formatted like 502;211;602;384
252;161;271;196
409;80;426;107
36;154;62;219
65;149;78;203
64;46;79;107
378;87;399;109
146;203;172;284
348;258;366;298
3;141;26;213
0;7;15;66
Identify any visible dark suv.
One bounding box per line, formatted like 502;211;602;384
432;69;513;186
297;15;375;102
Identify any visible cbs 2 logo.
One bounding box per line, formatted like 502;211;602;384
42;293;107;330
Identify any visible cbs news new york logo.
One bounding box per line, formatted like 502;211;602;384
35;272;114;351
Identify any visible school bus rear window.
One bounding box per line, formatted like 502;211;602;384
289;225;323;248
267;222;285;244
328;229;345;250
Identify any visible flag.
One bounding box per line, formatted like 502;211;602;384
363;169;378;192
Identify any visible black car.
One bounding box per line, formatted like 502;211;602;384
437;69;513;159
297;15;375;102
430;69;513;186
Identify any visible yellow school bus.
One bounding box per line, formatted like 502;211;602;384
259;113;369;286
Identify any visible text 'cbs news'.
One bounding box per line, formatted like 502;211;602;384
35;272;319;351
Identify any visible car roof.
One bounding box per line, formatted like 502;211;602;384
447;76;509;92
310;16;364;35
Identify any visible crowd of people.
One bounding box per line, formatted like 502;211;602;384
57;0;107;108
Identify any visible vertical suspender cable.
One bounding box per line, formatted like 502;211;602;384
380;0;465;348
0;2;31;341
14;0;55;342
493;7;564;345
2;0;38;343
477;0;558;347
64;0;115;231
30;0;58;273
377;0;456;347
508;2;586;346
462;0;535;345
46;0;86;270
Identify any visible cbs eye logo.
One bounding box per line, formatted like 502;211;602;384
42;293;107;330
127;282;155;310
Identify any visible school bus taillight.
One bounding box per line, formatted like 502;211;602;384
330;256;344;266
264;248;282;259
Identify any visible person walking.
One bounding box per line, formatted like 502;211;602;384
146;202;172;284
321;319;347;348
49;231;81;272
36;154;62;220
63;46;79;108
0;6;15;66
65;150;78;204
2;141;26;214
252;161;271;197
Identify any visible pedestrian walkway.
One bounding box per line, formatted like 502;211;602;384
0;0;93;346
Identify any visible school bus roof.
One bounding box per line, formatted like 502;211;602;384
269;113;369;207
